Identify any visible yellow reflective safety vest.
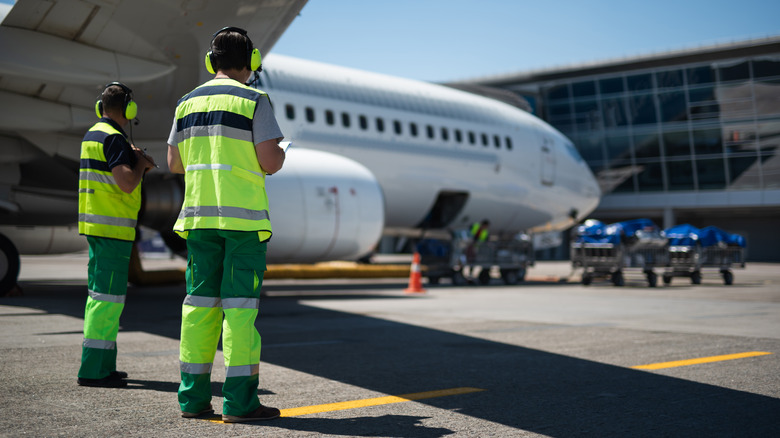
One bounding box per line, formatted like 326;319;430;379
172;78;273;242
78;120;141;241
470;222;489;242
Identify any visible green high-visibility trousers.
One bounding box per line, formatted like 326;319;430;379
78;236;131;380
178;229;267;417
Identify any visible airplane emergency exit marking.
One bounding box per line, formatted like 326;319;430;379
631;351;772;370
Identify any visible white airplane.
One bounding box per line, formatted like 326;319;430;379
0;0;600;294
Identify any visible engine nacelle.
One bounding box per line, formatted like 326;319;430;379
139;148;385;263
265;148;384;263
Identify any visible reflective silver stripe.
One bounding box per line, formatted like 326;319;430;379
222;297;260;310
180;361;213;375
88;289;126;304
184;163;262;177
178;206;270;222
83;338;116;350
78;213;137;228
78;188;95;194
79;171;117;186
178;125;253;144
183;295;222;308
225;364;259;378
186;163;233;172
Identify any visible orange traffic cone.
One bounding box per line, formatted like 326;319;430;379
404;251;426;294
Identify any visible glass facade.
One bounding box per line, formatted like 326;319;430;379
540;56;780;193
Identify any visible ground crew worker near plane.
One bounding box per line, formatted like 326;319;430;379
167;26;285;422
77;82;156;388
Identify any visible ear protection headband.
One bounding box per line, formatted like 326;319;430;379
95;82;138;120
205;26;261;74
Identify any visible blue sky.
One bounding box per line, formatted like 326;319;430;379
3;0;779;82
272;0;780;82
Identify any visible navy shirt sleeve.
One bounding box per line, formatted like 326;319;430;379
103;134;137;170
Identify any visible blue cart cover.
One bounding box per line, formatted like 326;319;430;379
575;218;664;244
699;226;746;247
574;219;619;244
664;224;700;246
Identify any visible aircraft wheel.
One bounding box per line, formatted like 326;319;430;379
690;271;702;285
663;274;672;285
0;233;21;296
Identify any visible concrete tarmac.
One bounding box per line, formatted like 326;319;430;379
1;254;779;437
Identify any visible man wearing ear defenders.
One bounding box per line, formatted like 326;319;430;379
77;82;156;388
167;26;285;422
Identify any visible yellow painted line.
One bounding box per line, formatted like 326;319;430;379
206;387;484;422
281;387;485;417
632;351;773;370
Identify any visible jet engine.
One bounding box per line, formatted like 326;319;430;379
139;147;385;264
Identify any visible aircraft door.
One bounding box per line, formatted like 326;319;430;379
540;134;556;186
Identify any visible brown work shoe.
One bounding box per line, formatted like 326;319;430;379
182;404;214;419
222;404;280;423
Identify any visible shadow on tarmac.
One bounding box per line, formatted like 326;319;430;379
6;279;780;437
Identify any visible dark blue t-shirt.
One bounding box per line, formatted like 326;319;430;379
101;118;137;170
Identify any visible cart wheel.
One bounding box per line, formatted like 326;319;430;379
691;271;702;285
582;274;592;286
517;268;526;282
722;270;734;285
501;269;520;285
428;276;440;285
663;274;672;285
451;271;468;286
478;269;491;285
612;271;625;287
646;271;657;288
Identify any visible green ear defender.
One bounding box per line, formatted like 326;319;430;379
205;51;216;74
205;27;262;74
95;82;137;120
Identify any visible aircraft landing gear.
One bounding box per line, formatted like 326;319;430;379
0;233;21;297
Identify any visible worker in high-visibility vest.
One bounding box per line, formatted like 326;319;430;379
470;220;491;243
167;27;285;423
77;82;156;388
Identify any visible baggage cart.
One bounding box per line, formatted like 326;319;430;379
662;225;746;285
419;232;534;286
571;219;668;287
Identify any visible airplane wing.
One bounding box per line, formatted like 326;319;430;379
0;0;308;221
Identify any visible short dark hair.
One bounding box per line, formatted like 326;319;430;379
101;84;129;114
210;29;253;71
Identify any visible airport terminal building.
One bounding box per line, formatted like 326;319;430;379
458;36;780;261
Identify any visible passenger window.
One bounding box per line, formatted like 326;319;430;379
468;131;476;145
342;112;351;128
393;120;402;135
326;110;334;126
427;125;435;139
285;104;295;120
376;117;385;132
410;122;418;137
306;107;315;123
455;129;463;143
441;127;449;141
494;135;501;148
481;133;488;146
359;115;368;130
506;137;513;150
